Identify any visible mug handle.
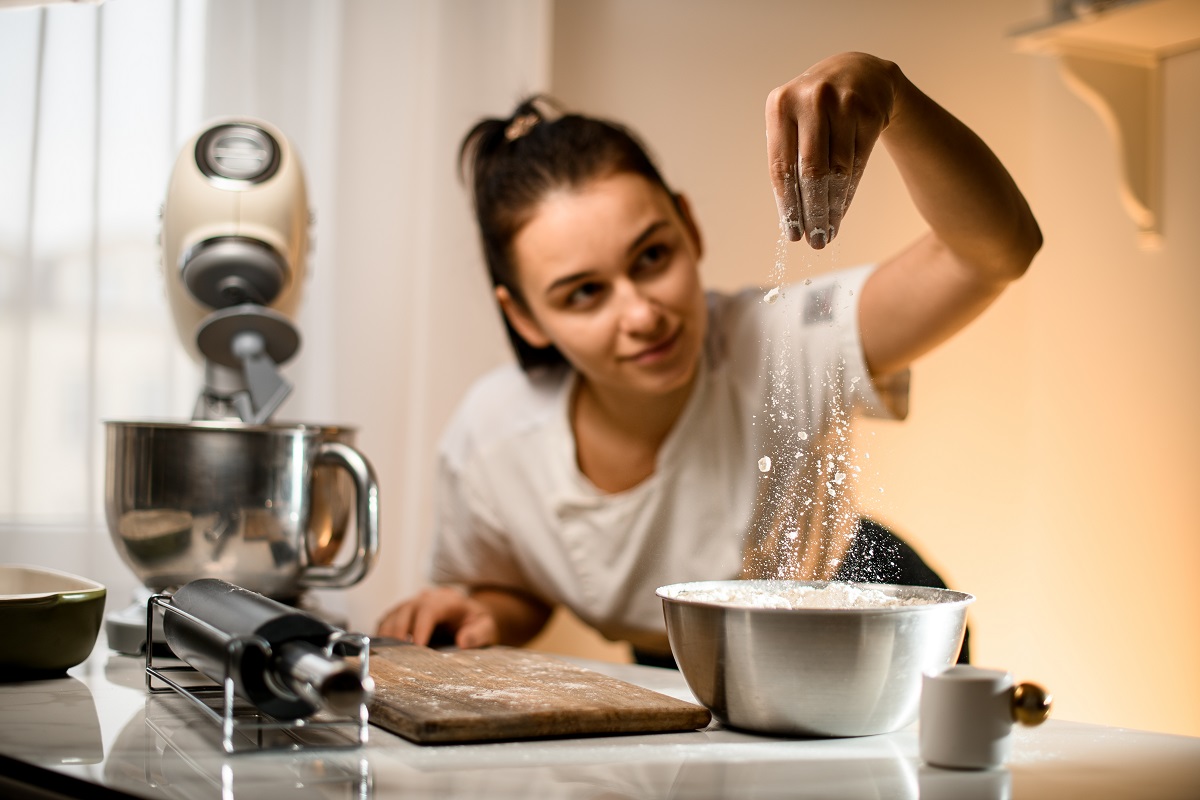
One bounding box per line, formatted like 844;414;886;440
299;441;380;589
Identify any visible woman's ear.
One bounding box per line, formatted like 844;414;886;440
673;192;704;260
496;285;552;349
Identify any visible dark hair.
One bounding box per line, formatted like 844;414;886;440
459;96;677;371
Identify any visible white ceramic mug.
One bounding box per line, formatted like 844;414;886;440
920;665;1051;770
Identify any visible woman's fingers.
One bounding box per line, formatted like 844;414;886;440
798;103;832;249
377;587;502;649
377;600;416;640
767;79;837;248
824;105;858;243
377;587;474;646
409;598;450;647
765;86;802;242
766;53;897;249
456;610;499;649
842;122;878;233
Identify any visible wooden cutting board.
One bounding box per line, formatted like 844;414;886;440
364;643;711;744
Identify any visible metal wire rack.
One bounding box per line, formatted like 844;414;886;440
144;593;371;754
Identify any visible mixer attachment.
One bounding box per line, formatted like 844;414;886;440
195;304;300;424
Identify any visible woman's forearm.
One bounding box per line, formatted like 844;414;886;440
882;66;1042;283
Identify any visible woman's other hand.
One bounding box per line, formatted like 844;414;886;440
766;51;899;248
376;586;499;648
376;586;552;649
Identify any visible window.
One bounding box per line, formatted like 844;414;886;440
0;1;206;536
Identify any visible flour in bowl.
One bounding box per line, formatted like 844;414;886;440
670;582;935;609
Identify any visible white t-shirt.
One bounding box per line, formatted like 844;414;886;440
428;264;908;651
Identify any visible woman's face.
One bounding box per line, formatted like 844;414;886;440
501;172;707;401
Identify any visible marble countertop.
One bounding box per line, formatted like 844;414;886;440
1;636;1198;800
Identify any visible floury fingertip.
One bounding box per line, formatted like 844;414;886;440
778;213;803;241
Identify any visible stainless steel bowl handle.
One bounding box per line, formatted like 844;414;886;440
299;441;380;589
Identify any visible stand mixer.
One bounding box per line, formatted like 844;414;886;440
104;119;380;655
162;118;306;424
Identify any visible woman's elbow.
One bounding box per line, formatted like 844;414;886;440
1014;214;1043;277
991;207;1043;283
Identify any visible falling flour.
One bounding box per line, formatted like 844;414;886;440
670;582;935;610
742;228;887;584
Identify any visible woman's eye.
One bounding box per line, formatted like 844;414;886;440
565;282;605;308
634;244;670;274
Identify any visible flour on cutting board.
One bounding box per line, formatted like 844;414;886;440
365;645;712;743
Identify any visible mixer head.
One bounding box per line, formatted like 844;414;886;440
161;119;310;424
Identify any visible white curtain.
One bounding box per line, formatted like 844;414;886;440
0;0;208;600
0;0;551;630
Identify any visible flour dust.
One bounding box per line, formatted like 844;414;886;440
741;230;890;583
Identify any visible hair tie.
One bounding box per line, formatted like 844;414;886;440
505;113;540;142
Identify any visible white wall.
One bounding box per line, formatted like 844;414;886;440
549;0;1200;736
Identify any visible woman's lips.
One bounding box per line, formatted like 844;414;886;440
624;328;681;365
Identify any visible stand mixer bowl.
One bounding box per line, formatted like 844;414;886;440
105;421;379;600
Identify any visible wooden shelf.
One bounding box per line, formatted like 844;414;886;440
1013;0;1200;248
1015;0;1200;61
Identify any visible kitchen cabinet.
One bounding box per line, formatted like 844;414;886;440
1;635;1198;799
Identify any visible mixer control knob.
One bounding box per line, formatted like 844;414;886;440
196;123;280;184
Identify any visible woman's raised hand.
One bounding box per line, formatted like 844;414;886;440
766;52;900;249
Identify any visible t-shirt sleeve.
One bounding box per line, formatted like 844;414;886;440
810;263;909;421
781;264;909;422
713;263;909;425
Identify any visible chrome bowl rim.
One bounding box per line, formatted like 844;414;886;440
657;579;975;615
104;419;355;435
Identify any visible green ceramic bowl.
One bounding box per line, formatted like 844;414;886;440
0;565;106;680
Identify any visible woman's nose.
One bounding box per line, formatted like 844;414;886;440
617;283;664;336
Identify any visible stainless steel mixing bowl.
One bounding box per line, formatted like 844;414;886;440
657;580;973;738
105;421;379;599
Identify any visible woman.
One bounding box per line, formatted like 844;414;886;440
377;52;1041;666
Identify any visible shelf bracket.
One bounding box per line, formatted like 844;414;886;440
1058;46;1162;248
1013;0;1200;249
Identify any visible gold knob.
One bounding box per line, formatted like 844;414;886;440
1011;682;1052;727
